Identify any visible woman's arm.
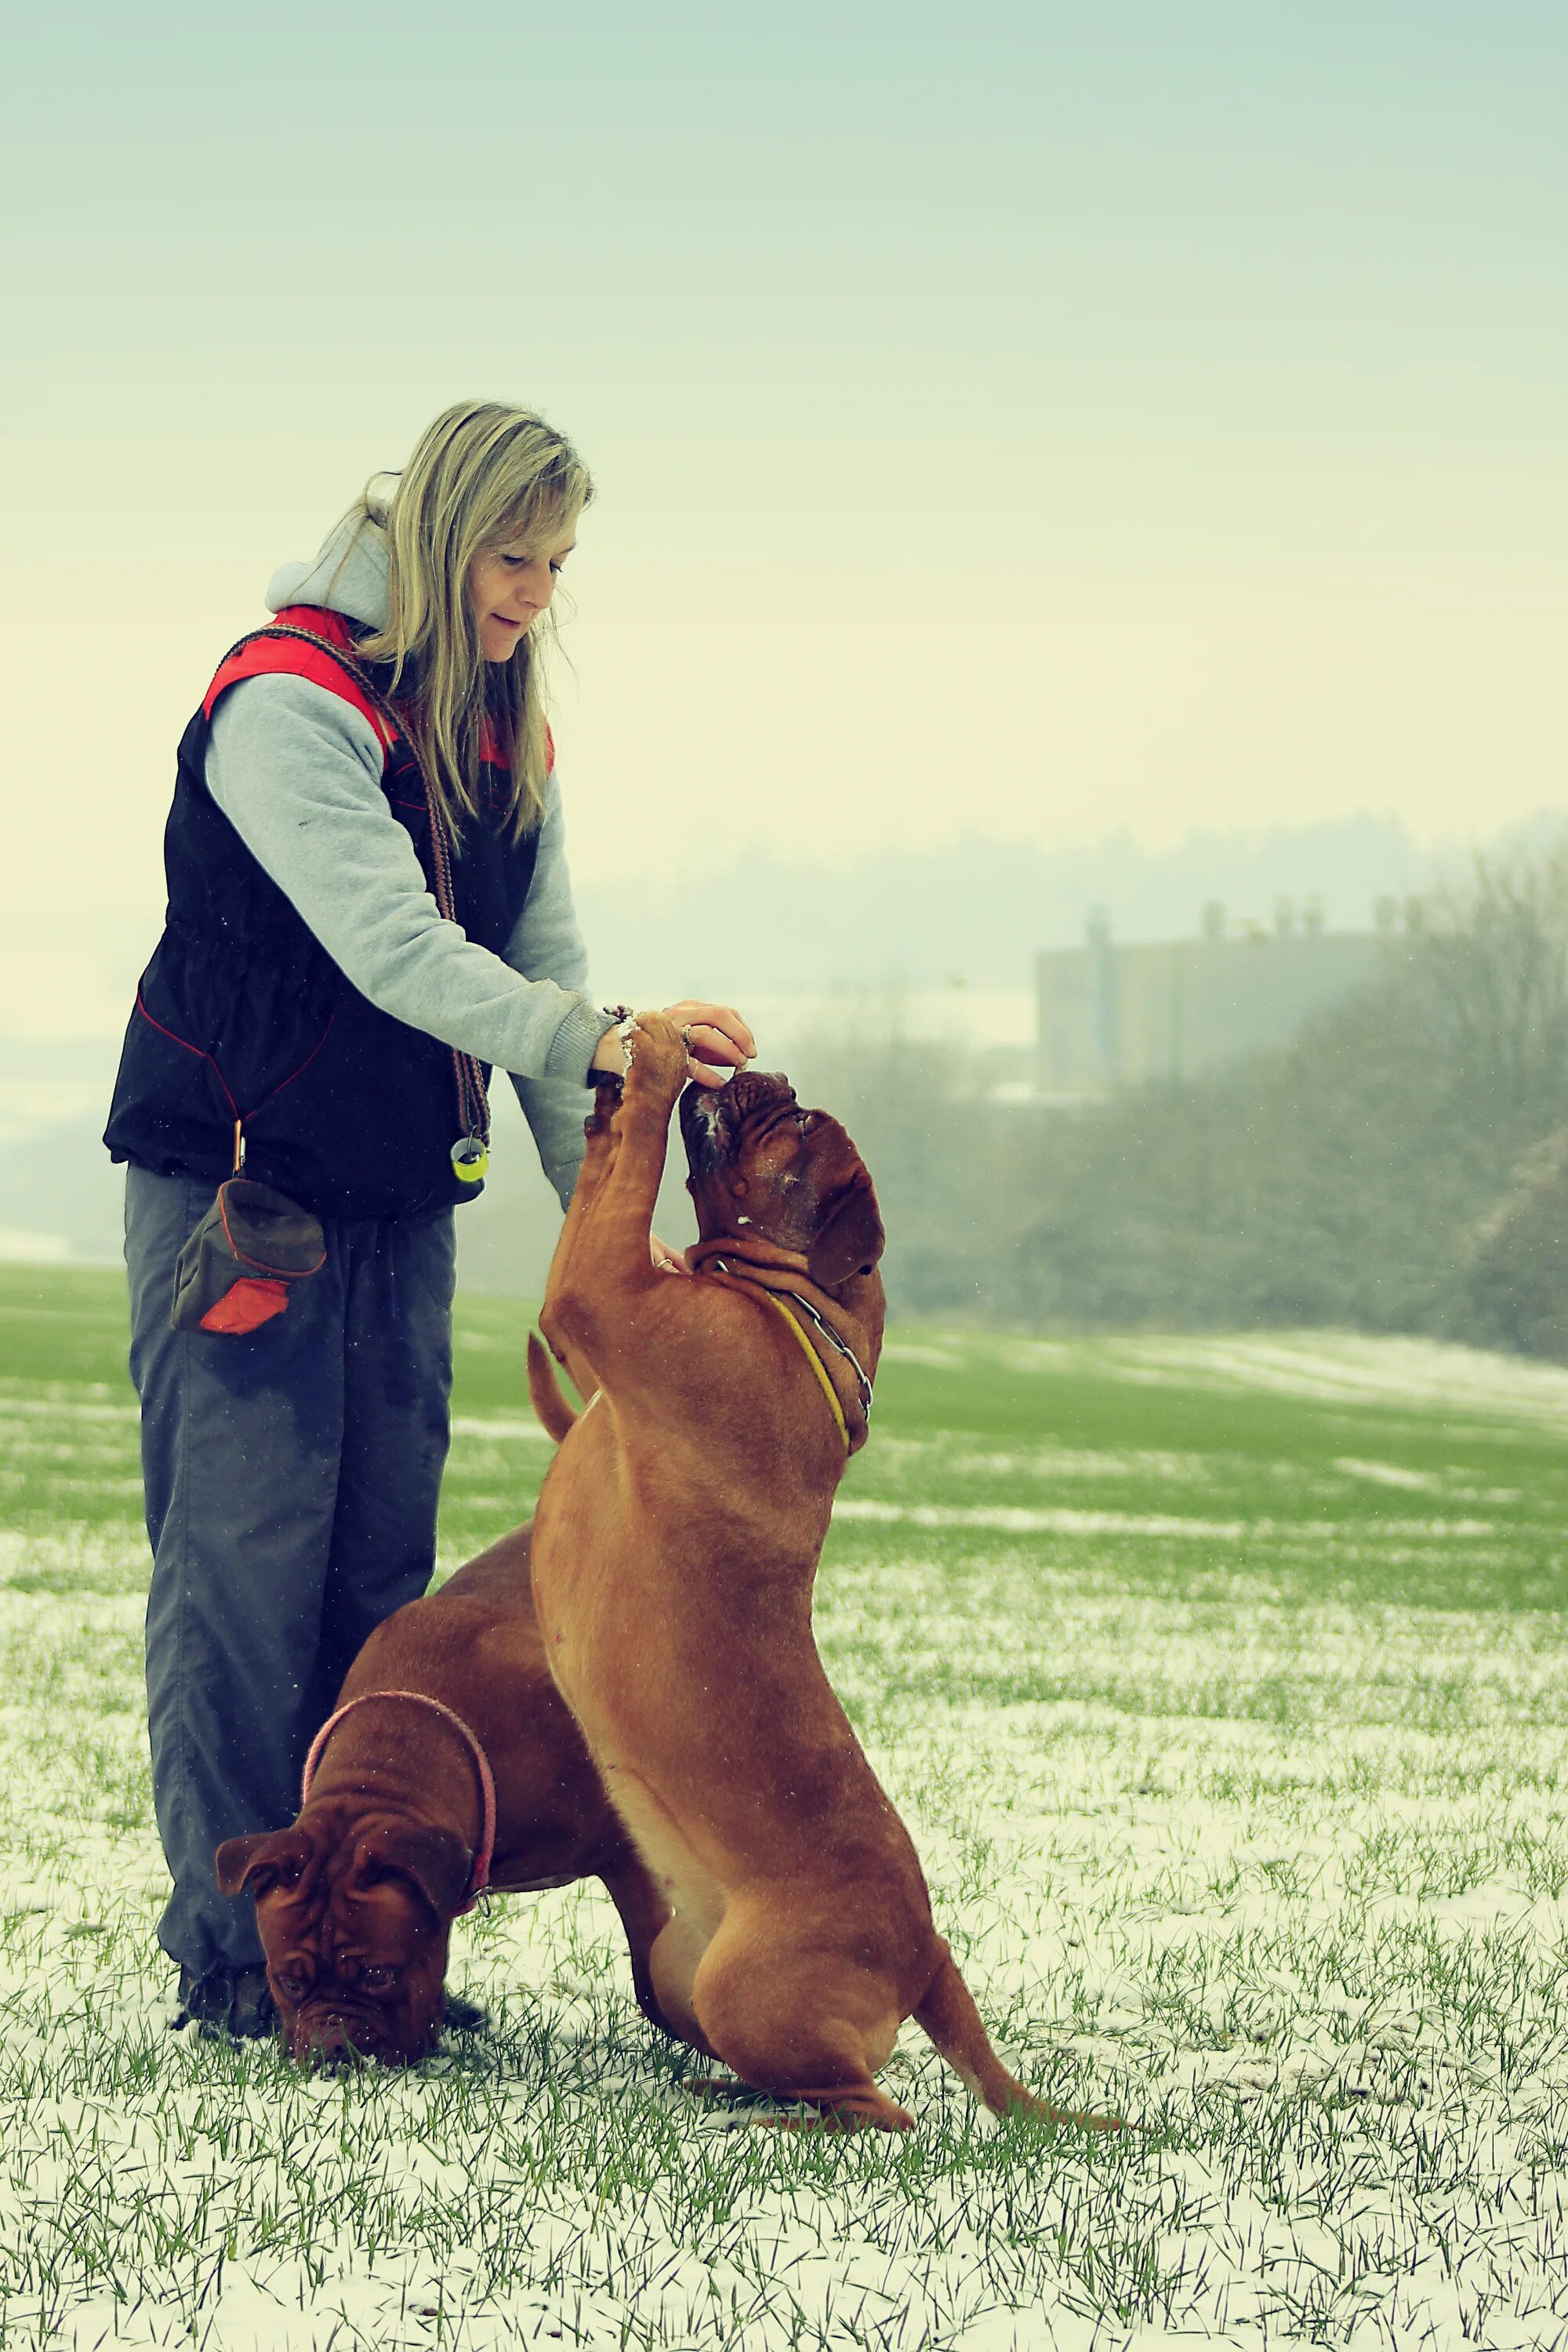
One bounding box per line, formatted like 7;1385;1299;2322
206;676;620;1099
211;676;753;1214
499;772;602;1205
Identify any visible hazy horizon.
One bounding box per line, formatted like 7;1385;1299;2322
0;804;1557;1055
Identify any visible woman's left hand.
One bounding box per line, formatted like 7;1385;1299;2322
660;1000;757;1091
650;1232;690;1276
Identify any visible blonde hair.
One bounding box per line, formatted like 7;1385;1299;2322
343;401;593;841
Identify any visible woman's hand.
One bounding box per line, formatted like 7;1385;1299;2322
590;1001;757;1091
667;1000;757;1089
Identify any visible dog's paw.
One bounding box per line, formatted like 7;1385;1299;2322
623;1011;688;1094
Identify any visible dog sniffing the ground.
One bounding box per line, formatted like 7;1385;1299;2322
216;1524;673;2065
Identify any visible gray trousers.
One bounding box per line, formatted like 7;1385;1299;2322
125;1164;456;1978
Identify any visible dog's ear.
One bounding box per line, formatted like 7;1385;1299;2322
808;1172;885;1290
215;1827;314;1900
351;1825;473;1922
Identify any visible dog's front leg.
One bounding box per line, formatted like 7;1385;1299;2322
544;1013;689;1359
539;1076;622;1386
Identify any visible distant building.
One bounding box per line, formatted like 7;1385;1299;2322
1035;897;1419;1094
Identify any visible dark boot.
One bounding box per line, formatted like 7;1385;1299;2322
442;1988;489;2034
172;1964;277;2042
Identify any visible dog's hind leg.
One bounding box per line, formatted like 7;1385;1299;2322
684;2077;914;2132
915;1947;1118;2132
598;1852;686;2044
644;1911;720;2056
689;1921;913;2132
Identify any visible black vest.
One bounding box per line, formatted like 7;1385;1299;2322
104;610;542;1221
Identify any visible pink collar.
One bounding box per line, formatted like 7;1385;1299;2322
299;1691;497;1915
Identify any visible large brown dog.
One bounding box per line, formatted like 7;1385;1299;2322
527;1013;1112;2132
215;1525;672;2065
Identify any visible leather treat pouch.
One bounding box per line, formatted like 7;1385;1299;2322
171;1178;327;1336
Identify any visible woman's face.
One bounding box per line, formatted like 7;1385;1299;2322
467;524;577;663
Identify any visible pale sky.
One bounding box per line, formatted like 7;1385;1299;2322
2;0;1564;1034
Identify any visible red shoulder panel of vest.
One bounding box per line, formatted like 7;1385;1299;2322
202;607;393;746
203;608;556;777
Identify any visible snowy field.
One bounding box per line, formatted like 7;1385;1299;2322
3;1273;1568;2348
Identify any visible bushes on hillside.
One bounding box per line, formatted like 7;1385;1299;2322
1465;1127;1568;1361
802;841;1568;1353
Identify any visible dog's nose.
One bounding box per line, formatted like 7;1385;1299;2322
303;2014;376;2068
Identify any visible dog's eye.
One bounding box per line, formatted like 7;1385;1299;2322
274;1970;308;2001
361;1965;399;1992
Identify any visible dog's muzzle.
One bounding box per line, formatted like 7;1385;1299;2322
679;1072;794;1176
289;1998;413;2067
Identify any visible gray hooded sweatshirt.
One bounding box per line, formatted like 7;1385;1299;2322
205;517;616;1210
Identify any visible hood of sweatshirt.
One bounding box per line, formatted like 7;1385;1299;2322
265;512;390;630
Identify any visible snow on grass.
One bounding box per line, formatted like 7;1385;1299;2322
1098;1331;1568;1425
834;1500;1250;1538
448;1414;554;1443
2;1311;1568;2347
870;1438;1214;1486
1334;1457;1446;1493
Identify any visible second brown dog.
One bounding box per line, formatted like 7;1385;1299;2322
216;1523;672;2065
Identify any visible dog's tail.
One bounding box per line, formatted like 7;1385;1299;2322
527;1330;578;1443
914;1946;1119;2132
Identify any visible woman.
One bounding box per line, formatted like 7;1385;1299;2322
104;400;754;2040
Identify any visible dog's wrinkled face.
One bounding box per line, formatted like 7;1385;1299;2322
679;1071;885;1288
214;1811;471;2066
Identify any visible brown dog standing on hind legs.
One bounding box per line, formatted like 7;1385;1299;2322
527;1009;1116;2134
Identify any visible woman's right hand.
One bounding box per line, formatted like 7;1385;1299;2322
590;1001;757;1090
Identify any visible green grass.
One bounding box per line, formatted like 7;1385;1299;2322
4;1264;1568;2346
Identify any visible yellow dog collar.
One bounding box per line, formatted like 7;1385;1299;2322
758;1287;851;1452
